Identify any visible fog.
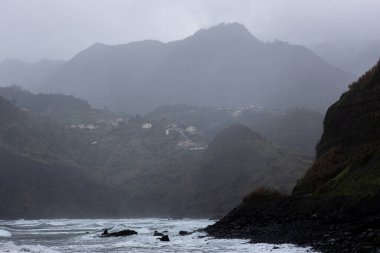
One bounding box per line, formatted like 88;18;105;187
0;0;379;62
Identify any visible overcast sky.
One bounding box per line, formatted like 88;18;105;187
0;0;379;62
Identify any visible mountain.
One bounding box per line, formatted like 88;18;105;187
0;87;320;218
0;95;121;218
293;58;380;196
309;40;380;76
0;85;128;125
0;58;64;92
43;23;354;113
185;124;310;216
206;60;380;252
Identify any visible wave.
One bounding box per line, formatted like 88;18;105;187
0;229;11;237
0;242;61;253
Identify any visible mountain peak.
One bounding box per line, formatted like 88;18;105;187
191;22;259;42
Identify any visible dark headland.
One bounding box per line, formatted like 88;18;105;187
206;59;380;253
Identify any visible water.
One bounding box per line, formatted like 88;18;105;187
0;218;316;252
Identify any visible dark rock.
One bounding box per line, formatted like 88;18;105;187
102;229;108;235
101;229;137;237
159;235;170;241
178;230;192;236
154;231;164;236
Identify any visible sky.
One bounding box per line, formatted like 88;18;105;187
0;0;379;62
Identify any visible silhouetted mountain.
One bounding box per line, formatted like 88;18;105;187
207;60;380;253
0;58;64;92
43;23;354;113
186;124;310;216
309;40;380;76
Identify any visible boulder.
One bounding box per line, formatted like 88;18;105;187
178;230;192;236
101;229;137;237
159;235;170;241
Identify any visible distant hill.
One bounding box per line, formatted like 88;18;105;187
309;40;380;76
0;88;321;218
43;23;354;113
147;105;323;156
0;85;128;125
186;124;310;216
0;96;120;218
0;58;64;92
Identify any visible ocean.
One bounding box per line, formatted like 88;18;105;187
0;218;316;252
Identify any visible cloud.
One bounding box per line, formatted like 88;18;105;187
0;0;379;61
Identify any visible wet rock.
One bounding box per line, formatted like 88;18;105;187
102;229;108;236
153;231;164;236
101;229;137;237
159;235;170;241
178;230;192;236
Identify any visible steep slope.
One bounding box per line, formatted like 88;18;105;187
0;58;64;92
293;60;380;196
0;96;120;218
206;60;380;253
44;23;354;113
186;124;310;216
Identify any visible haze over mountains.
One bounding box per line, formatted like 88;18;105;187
0;84;321;218
44;23;354;113
309;40;380;76
0;58;64;92
0;23;356;114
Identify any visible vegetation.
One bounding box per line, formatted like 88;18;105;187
294;59;380;196
0;87;322;217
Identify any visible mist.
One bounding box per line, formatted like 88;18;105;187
0;1;379;252
0;0;379;62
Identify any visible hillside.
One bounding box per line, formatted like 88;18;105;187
0;86;322;218
293;59;380;196
147;105;323;155
186;124;310;216
0;85;127;125
43;23;354;113
0;96;121;218
206;60;380;253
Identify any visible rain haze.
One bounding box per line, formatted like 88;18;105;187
0;0;379;61
0;1;380;253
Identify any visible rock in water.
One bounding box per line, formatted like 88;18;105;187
101;229;137;237
178;230;192;236
153;231;164;236
159;235;170;241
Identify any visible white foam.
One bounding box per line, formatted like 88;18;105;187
0;218;317;252
0;229;11;237
0;242;61;253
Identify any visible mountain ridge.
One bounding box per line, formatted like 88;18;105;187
42;23;354;113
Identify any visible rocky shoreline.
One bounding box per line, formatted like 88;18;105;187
206;194;380;253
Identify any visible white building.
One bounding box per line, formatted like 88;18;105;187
185;126;197;134
142;123;153;129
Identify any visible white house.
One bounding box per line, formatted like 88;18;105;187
142;123;153;129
